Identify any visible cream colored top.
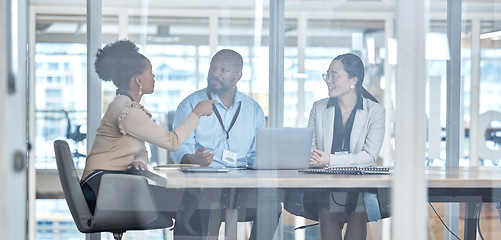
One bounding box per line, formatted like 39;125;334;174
82;95;200;180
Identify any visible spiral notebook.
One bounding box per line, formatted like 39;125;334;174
299;166;392;175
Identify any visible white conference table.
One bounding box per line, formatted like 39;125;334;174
154;166;501;240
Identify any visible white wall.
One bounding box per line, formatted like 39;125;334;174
0;0;7;236
1;0;29;239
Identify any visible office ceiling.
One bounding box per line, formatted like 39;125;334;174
31;0;501;48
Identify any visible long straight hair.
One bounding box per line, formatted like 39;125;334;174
333;53;378;103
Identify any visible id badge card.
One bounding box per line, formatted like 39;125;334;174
222;149;237;167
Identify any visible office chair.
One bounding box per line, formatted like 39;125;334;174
53;140;174;240
64;110;86;160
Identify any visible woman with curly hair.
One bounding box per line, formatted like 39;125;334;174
80;40;215;214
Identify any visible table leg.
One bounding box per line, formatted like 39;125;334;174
255;188;279;240
495;189;501;225
225;208;238;239
463;202;482;240
204;202;223;240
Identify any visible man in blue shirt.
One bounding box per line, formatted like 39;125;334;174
171;49;265;168
171;49;278;240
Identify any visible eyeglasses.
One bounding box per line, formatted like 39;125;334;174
322;73;347;82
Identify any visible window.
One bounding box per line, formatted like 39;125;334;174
29;1;501;240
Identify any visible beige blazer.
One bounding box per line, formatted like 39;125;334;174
307;97;385;166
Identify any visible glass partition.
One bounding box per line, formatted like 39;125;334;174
281;3;392;239
30;0;501;240
34;43;87;168
423;2;501;240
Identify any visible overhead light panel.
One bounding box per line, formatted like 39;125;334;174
480;30;501;40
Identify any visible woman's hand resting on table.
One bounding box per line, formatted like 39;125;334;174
128;160;148;171
310;148;330;167
192;100;218;117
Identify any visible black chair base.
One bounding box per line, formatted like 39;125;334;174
113;232;124;240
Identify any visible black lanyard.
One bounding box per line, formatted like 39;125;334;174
207;91;241;149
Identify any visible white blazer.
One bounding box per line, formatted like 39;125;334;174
307;97;385;166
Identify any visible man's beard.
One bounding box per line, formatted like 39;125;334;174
207;76;228;95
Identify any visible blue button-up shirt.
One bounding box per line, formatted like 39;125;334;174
171;88;266;167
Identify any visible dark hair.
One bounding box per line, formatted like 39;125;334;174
94;40;147;91
212;49;243;72
333;53;378;103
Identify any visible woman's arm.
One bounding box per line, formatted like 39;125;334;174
121;107;200;151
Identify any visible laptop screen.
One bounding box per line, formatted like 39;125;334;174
252;128;313;170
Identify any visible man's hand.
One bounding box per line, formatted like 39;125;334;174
310;148;330;167
182;146;214;166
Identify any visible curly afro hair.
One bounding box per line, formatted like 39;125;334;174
94;40;147;91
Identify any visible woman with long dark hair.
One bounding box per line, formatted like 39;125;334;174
308;53;386;239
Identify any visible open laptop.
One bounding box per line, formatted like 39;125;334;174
250;127;313;170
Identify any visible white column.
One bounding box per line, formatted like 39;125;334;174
0;0;29;238
255;1;284;239
118;12;129;40
253;0;263;48
428;76;442;160
393;1;428;240
138;0;149;47
382;16;394;166
444;0;462;237
86;1;102;238
207;15;218;90
0;1;6;236
7;0;29;239
460;76;465;160
28;5;37;240
469;19;481;166
209;15;219;59
86;0;102;151
296;14;307;127
268;0;284;128
446;0;462;167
